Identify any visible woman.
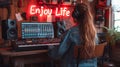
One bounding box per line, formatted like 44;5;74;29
48;3;98;67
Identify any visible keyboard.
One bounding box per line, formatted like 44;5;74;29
18;43;60;47
12;38;61;51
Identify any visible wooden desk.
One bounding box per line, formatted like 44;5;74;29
1;49;48;56
0;49;52;67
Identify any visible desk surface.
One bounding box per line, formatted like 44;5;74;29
0;49;48;57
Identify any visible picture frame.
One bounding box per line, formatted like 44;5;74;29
51;0;57;4
63;0;72;5
43;0;51;4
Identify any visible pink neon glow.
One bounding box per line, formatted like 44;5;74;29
29;5;70;17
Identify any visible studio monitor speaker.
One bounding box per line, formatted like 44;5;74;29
1;19;17;40
97;33;106;43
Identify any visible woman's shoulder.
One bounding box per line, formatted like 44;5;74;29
67;26;80;38
68;26;79;32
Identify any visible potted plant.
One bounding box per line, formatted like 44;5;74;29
104;26;120;46
103;26;120;66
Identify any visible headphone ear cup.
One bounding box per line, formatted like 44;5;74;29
72;10;77;19
72;8;80;20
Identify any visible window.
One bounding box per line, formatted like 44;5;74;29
112;0;120;31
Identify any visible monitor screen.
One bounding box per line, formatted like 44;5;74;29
21;22;54;39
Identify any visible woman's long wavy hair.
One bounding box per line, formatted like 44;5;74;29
72;3;96;59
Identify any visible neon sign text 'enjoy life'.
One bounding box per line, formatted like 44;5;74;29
30;5;71;17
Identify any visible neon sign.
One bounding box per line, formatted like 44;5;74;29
29;5;70;17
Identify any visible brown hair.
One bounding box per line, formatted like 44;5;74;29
72;3;96;59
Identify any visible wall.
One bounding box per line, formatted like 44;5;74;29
0;0;96;46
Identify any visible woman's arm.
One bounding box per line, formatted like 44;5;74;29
48;30;72;59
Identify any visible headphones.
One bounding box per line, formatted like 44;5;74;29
72;3;88;21
72;5;80;20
